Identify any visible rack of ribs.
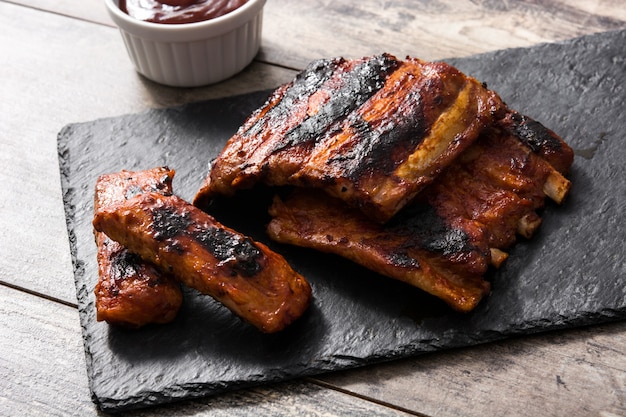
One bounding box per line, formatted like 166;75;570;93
93;167;183;327
93;192;312;333
194;53;505;223
266;114;573;312
189;53;574;312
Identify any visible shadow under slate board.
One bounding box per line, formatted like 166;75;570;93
58;29;626;412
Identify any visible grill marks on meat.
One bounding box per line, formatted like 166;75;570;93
267;117;572;312
93;192;311;333
93;55;573;324
93;167;183;327
195;55;504;223
268;190;491;312
201;55;397;196
499;110;574;175
424;116;571;253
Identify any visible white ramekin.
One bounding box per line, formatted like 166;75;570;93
104;0;266;87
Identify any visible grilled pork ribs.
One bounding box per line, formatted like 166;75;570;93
93;192;312;333
93;167;183;327
267;114;573;312
195;54;505;223
94;54;573;330
195;54;573;312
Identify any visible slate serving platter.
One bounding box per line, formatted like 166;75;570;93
59;29;626;413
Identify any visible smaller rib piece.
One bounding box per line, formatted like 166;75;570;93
268;190;491;312
93;167;183;327
93;192;312;333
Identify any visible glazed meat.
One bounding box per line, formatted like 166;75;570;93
268;189;492;312
267;117;573;312
93;192;311;333
425;113;571;252
499;110;574;176
195;54;504;223
93;167;183;327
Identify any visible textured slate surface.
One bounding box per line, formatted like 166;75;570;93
59;29;626;412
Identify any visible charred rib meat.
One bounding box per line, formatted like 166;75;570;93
93;167;183;327
93;192;312;333
499;110;574;175
267;116;573;312
195;54;505;223
268;189;492;312
92;54;574;322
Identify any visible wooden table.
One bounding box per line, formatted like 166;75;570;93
2;1;625;416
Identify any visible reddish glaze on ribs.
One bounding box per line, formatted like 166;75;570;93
93;192;312;333
268;189;492;312
267;116;573;312
195;54;505;223
93;167;183;327
424;113;572;253
499;110;574;176
92;53;575;326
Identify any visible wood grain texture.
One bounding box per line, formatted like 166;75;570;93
9;0;626;68
0;285;97;416
0;285;416;417
314;321;626;417
259;0;626;68
4;0;113;24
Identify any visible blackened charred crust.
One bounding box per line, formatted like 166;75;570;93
152;205;193;241
272;54;401;152
387;203;477;257
94;192;312;333
194;227;263;277
499;111;574;173
328;101;427;182
504;112;563;154
241;57;345;140
148;199;266;278
109;250;142;283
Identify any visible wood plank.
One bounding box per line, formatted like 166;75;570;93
0;285;98;415
259;0;626;68
0;285;417;416
8;0;626;69
0;1;296;304
4;0;114;25
313;321;626;417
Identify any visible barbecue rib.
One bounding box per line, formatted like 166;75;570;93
93;167;183;327
268;189;492;312
195;54;505;223
93;192;312;333
267;116;573;312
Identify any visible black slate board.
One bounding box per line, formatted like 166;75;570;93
59;29;626;413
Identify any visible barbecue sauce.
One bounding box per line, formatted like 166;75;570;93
119;0;249;24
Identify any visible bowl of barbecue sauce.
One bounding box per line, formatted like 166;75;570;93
104;0;266;87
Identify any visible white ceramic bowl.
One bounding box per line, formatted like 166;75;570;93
104;0;266;87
